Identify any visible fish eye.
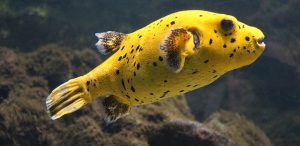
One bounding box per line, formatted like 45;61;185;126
221;19;234;31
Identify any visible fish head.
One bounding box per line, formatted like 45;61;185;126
187;13;265;72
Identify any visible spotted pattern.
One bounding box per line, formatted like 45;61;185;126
100;10;264;107
46;10;265;122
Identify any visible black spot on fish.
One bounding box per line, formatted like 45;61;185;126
199;15;203;17
243;46;247;50
164;80;168;83
170;21;175;25
213;75;218;78
133;71;136;76
121;79;126;90
186;85;191;87
150;93;154;95
159;91;169;98
86;81;90;86
179;90;184;92
209;39;213;45
245;36;250;41
214;30;217;33
230;53;234;58
192;70;198;74
153;62;157;66
116;70;120;75
131;45;134;48
230;38;236;43
233;49;236;52
125;94;130;99
127;78;130;83
136;45;140;51
134;98;139;102
247;50;251;53
130;49;134;54
121;46;125;50
137;63;140;70
118;56;122;61
123;53;127;58
204;60;209;63
131;86;135;92
166;24;169;27
212;70;217;73
223;44;227;48
193;84;199;87
158;56;163;61
139;35;142;38
93;83;96;87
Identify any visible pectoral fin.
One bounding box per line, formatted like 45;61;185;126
160;28;194;73
95;31;126;55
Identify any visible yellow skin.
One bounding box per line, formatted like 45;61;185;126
46;10;265;121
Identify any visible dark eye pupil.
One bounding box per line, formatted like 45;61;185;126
221;19;234;31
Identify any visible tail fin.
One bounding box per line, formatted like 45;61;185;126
46;76;91;120
95;31;126;55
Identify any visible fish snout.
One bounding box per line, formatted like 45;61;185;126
251;27;266;51
255;36;266;50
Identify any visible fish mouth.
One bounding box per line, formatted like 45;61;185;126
256;37;266;49
190;30;200;50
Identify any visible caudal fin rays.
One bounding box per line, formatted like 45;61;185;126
46;77;91;120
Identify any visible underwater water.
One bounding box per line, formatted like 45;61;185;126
0;0;299;146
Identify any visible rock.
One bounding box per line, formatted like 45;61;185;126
147;120;234;146
25;45;73;89
205;111;272;146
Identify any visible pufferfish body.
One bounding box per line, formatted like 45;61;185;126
46;10;265;122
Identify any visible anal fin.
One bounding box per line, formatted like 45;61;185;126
102;95;131;123
95;31;126;55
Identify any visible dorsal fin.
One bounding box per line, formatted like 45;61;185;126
95;31;126;55
160;28;195;73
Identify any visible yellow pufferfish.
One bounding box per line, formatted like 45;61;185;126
46;10;265;122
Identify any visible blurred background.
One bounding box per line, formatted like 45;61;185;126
0;0;299;146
